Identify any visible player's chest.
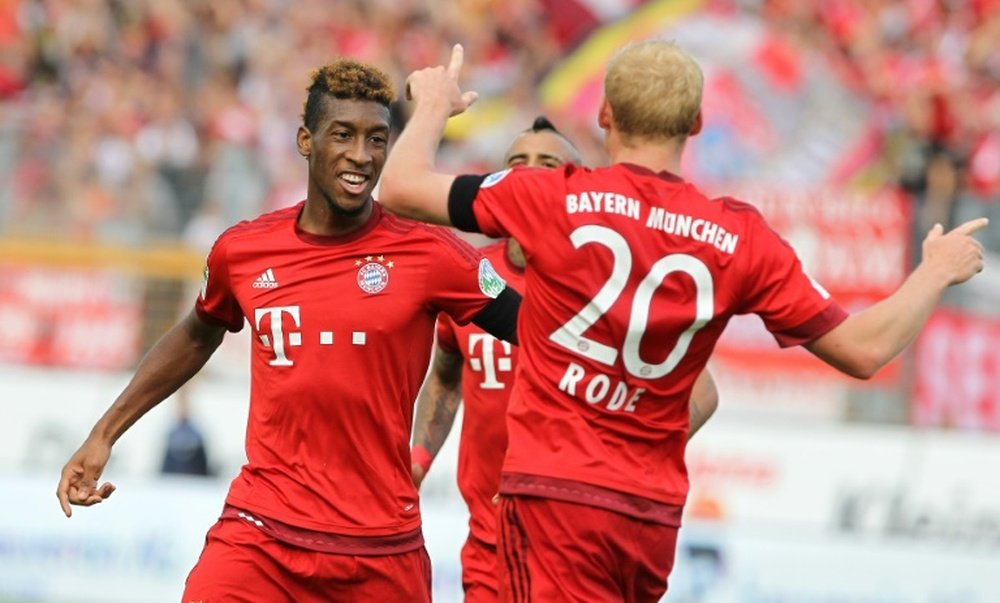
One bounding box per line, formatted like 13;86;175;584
232;247;430;331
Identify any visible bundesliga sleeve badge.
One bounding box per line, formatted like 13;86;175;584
480;169;511;189
355;255;393;294
478;258;506;298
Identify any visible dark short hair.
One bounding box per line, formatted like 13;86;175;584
302;60;395;131
522;115;581;163
528;116;560;134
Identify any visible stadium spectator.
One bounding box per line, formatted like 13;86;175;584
56;57;520;601
1;1;996;269
378;40;987;601
409;115;719;602
159;392;212;477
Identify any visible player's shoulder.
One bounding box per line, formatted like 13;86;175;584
711;194;791;251
379;205;483;269
710;194;772;227
215;203;301;246
712;194;763;214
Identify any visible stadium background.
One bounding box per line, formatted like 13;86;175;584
1;0;998;601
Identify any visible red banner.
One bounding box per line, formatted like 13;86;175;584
913;309;1000;430
0;267;141;370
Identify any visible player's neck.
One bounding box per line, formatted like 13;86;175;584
607;132;684;176
299;197;374;237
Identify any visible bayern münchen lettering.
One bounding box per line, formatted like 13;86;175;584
565;193;740;255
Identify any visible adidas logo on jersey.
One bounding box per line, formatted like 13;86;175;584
252;268;279;289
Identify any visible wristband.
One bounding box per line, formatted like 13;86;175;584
411;446;433;474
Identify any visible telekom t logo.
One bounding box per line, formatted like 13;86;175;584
255;306;300;367
468;333;512;389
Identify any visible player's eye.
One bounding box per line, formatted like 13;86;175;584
332;130;351;140
369;136;387;147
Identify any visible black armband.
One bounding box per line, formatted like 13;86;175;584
471;287;521;344
448;174;488;232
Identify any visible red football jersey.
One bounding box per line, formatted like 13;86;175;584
436;241;524;546
195;202;507;539
465;163;847;521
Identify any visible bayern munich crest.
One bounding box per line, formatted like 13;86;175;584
355;255;392;294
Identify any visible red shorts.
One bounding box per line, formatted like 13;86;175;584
182;517;432;603
461;533;499;603
497;495;679;603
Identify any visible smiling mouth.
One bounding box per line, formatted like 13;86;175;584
339;172;369;194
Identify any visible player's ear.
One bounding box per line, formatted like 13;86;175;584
296;125;312;158
598;98;613;131
689;110;703;136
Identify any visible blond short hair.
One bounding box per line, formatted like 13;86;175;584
604;40;703;141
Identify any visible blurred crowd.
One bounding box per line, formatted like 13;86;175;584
0;0;996;255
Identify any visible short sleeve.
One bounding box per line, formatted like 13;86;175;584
423;228;507;326
436;313;460;353
469;165;567;242
194;234;245;332
739;217;847;347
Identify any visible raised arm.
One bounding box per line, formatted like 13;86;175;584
411;345;465;489
56;309;226;516
806;218;987;379
380;44;477;225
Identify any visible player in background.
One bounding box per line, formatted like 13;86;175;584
379;42;988;601
56;58;520;602
410;116;719;602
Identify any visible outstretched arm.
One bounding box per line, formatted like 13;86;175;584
687;370;718;440
411;345;465;489
380;44;477;225
57;309;226;516
806;218;988;379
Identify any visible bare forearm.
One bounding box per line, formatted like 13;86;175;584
396;103;449;176
388;43;476;216
91;313;223;444
380;99;457;224
412;382;462;457
852;263;946;351
807;217;987;378
807;263;949;378
412;347;464;457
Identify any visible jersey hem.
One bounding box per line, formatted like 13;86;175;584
221;504;424;555
498;472;684;526
225;494;422;539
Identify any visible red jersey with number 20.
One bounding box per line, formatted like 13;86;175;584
436;241;524;546
195;202;506;543
465;163;847;523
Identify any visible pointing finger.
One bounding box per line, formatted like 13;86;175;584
953;217;989;236
446;44;464;79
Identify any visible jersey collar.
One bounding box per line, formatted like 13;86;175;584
294;201;383;246
619;162;685;183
